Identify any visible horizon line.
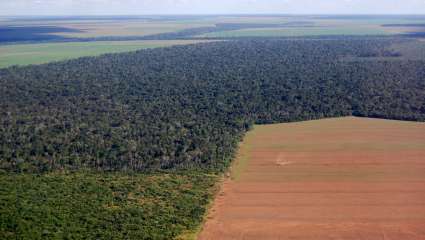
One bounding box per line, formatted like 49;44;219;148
2;13;425;17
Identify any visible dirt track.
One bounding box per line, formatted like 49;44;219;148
198;117;425;240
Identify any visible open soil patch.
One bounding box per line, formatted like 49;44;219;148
198;117;425;239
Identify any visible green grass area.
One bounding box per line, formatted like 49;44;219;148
230;131;255;181
317;17;425;25
198;26;392;38
0;40;210;68
0;172;218;240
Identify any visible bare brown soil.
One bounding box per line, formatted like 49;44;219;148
198;117;425;240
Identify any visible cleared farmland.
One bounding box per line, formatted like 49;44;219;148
0;18;214;38
0;40;210;68
198;117;425;240
54;21;214;38
198;26;392;38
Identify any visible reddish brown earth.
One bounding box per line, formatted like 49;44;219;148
198;117;425;240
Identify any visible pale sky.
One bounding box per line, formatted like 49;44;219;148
1;0;425;16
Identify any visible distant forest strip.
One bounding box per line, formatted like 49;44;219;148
3;22;401;44
0;26;82;43
381;23;425;38
0;23;314;44
382;24;425;27
0;39;425;173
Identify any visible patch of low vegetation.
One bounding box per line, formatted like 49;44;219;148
197;25;392;38
0;172;217;240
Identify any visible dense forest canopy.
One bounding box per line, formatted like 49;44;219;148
1;39;424;173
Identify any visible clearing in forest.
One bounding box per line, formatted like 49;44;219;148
198;117;425;240
0;40;211;68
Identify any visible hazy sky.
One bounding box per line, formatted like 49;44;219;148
1;0;425;15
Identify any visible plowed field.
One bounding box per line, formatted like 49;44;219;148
198;117;425;240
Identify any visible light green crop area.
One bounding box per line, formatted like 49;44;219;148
0;40;210;68
199;26;392;38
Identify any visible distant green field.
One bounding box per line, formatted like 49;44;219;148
0;40;210;68
198;26;392;38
